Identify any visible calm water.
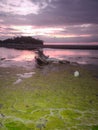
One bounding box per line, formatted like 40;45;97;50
0;47;98;68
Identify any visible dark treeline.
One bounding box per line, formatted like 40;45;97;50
0;36;43;50
44;45;98;50
0;36;98;50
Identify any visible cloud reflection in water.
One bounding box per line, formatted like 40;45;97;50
0;47;98;68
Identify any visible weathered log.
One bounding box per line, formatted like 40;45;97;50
34;48;78;66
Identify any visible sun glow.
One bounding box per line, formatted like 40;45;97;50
1;24;93;40
12;25;64;36
52;34;92;38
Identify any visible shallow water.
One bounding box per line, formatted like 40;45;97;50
0;47;98;68
0;47;35;68
44;48;98;65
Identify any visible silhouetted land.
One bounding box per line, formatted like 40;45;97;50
43;45;98;50
0;36;43;50
0;36;98;50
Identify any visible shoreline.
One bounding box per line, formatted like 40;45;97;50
0;62;98;75
0;61;98;129
0;45;98;50
44;45;98;50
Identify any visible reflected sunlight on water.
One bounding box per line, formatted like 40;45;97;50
0;47;35;61
44;48;98;65
0;47;35;68
0;47;98;68
44;48;92;57
13;51;35;61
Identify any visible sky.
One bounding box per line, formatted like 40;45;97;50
0;0;98;44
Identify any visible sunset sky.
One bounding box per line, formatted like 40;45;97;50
0;0;98;44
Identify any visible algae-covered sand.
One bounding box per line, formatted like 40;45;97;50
0;64;98;130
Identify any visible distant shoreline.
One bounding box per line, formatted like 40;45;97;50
0;37;98;50
43;45;98;50
0;44;98;50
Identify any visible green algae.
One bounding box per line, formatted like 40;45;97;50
46;116;65;129
0;64;98;130
60;110;82;119
92;125;98;130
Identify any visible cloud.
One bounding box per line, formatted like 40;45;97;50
0;0;40;15
0;0;98;43
59;24;98;36
28;0;98;26
39;35;98;43
1;0;98;26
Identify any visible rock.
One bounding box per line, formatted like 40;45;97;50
0;58;6;61
0;113;5;118
17;72;35;79
59;60;70;64
74;71;79;77
13;78;22;84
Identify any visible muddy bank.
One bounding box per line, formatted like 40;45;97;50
0;62;98;77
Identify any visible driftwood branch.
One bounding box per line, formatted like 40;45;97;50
34;48;78;66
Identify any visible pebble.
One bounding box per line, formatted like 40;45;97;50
74;71;79;77
13;78;22;84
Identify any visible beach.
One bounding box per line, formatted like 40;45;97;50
0;0;98;129
0;61;98;130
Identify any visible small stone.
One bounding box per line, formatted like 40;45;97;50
74;71;79;77
0;58;6;61
13;78;22;84
0;113;5;118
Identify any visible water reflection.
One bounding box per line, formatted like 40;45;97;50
13;51;35;61
0;48;35;61
0;47;35;68
0;47;98;68
44;48;98;65
44;48;92;57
